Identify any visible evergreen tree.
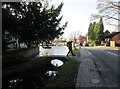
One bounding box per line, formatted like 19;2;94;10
98;17;105;41
37;2;68;45
94;22;99;41
88;22;96;41
88;17;104;45
2;3;20;50
91;22;96;41
94;17;105;45
88;23;92;41
2;2;68;48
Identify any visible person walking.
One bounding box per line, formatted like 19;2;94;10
66;40;75;56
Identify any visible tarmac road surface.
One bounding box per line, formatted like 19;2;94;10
85;46;119;87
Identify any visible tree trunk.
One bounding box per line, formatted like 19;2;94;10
27;42;31;48
19;43;21;49
15;43;17;49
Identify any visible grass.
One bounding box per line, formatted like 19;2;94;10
3;56;70;88
73;47;81;59
3;47;38;68
3;48;81;89
3;48;30;54
43;59;80;89
75;49;80;57
3;56;68;75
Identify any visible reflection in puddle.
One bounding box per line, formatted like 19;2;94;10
51;59;64;67
45;70;58;77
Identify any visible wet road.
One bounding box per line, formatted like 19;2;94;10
84;47;119;87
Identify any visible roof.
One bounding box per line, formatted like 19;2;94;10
105;32;120;38
104;30;110;36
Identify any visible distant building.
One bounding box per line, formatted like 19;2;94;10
78;36;87;45
105;32;120;46
104;30;110;37
53;37;67;46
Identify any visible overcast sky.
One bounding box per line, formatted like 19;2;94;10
49;0;115;38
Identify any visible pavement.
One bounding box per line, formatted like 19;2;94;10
84;46;120;50
75;48;103;88
104;46;120;50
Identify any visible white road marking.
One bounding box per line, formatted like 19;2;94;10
107;52;118;56
87;51;92;55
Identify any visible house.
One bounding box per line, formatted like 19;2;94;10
104;30;110;37
78;36;87;46
105;32;120;46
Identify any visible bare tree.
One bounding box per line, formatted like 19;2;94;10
91;0;120;29
69;31;82;39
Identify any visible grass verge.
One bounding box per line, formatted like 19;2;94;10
43;59;80;89
3;48;81;89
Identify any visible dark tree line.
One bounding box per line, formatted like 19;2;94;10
88;17;105;45
2;2;68;50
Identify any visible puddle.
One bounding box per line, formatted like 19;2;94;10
38;46;68;56
51;59;64;67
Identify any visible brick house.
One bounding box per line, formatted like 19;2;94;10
105;32;120;46
78;36;87;45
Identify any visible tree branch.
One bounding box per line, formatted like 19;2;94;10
108;0;120;8
104;15;120;21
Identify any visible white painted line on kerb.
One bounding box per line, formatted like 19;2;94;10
107;52;118;56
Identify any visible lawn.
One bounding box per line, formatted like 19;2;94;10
43;59;80;89
3;48;80;89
